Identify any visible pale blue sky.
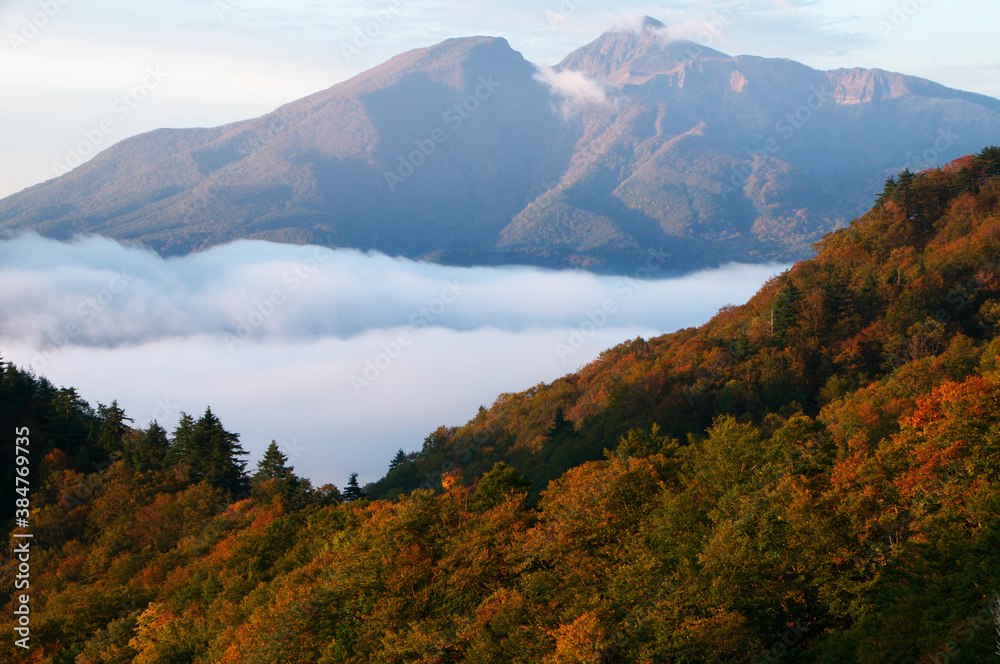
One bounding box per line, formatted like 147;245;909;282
1;0;998;198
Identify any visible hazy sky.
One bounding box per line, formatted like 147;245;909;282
0;234;786;484
1;0;998;198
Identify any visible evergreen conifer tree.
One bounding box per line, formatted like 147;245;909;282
254;440;293;483
93;400;132;457
173;408;248;495
129;421;171;472
343;472;366;502
388;449;407;473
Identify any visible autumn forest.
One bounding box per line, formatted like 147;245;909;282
4;149;1000;662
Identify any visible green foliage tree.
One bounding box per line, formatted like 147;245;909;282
470;462;531;512
0;359;98;523
613;423;677;459
314;483;342;506
421;426;451;455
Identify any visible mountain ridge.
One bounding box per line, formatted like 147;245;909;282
2;17;998;271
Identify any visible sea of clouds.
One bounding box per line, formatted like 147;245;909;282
0;233;787;486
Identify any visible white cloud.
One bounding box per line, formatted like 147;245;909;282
534;67;610;115
0;233;787;486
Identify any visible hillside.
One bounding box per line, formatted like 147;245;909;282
3;148;1000;662
1;19;999;271
372;147;1000;498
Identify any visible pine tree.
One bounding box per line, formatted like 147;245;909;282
875;175;897;208
973;145;1000;189
895;169;918;221
198;408;249;495
388;449;408;474
770;281;802;341
255;440;292;483
129;421;171;472
544;407;575;444
93;400;133;457
541;407;581;471
172;412;197;463
343;473;366;502
174;408;249;496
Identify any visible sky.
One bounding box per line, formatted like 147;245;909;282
1;0;1000;199
0;234;786;485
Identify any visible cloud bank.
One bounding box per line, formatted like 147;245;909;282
0;234;787;486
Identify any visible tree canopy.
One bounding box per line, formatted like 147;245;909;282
4;149;1000;663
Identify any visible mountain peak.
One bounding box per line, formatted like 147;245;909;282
558;16;730;84
318;35;526;98
639;15;665;30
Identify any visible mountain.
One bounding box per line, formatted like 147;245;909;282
0;37;572;259
1;19;999;271
5;150;1000;661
